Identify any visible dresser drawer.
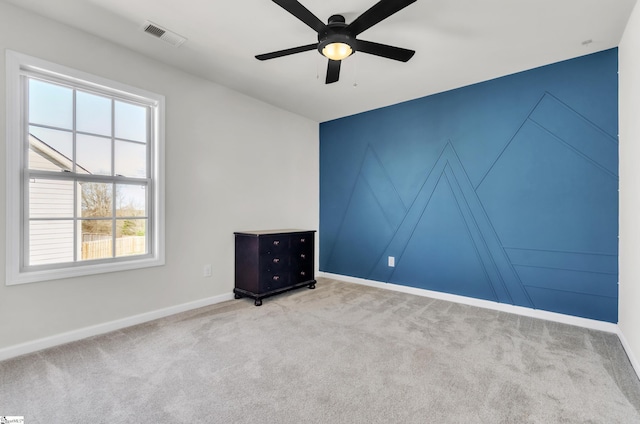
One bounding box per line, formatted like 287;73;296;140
260;255;289;273
261;273;290;291
294;267;313;283
293;249;311;262
291;233;313;251
259;236;288;254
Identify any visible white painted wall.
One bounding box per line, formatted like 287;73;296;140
0;2;318;350
619;1;640;371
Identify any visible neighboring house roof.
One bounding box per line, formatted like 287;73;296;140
29;133;90;174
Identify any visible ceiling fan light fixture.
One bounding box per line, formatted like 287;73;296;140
318;30;354;61
322;42;353;61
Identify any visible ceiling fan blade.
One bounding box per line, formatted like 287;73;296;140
272;0;327;33
346;0;416;36
256;43;318;60
326;60;341;84
355;40;415;62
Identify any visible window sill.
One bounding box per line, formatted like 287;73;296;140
6;255;165;286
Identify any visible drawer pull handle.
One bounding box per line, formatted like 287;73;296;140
300;271;306;276
300;238;306;242
273;258;280;263
300;254;306;259
273;275;280;281
273;240;280;246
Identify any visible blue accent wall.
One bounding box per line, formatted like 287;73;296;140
319;49;619;323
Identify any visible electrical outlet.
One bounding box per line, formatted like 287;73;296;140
203;264;212;277
388;256;395;267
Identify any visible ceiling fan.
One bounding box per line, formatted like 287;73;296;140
256;0;417;84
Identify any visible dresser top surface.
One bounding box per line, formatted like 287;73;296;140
234;229;316;237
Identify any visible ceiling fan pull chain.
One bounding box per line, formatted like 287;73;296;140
353;53;359;88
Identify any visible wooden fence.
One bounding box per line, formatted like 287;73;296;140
82;236;146;259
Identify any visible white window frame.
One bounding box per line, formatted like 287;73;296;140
6;50;165;285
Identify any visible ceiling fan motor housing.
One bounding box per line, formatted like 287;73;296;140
317;14;355;57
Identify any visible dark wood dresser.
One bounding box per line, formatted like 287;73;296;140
234;229;316;306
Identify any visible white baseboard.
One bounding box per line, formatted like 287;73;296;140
615;327;640;380
318;272;619;333
319;272;640;379
0;292;235;362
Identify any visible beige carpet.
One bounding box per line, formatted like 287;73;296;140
1;277;639;423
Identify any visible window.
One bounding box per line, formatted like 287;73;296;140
6;50;165;285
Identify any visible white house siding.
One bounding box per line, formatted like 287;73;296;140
29;220;74;265
28;147;75;265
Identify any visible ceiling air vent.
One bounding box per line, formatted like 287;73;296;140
142;21;187;47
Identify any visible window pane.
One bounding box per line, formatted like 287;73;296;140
116;184;146;217
115;141;146;178
29;179;74;218
115;101;146;142
80;220;113;260
28;79;73;130
77;91;112;136
116;219;147;257
77;134;112;175
29;126;73;169
80;182;112;218
29;220;74;266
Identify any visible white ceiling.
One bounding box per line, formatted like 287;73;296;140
4;0;637;122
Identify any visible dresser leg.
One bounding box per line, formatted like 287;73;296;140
255;299;263;306
308;283;316;289
234;293;242;299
